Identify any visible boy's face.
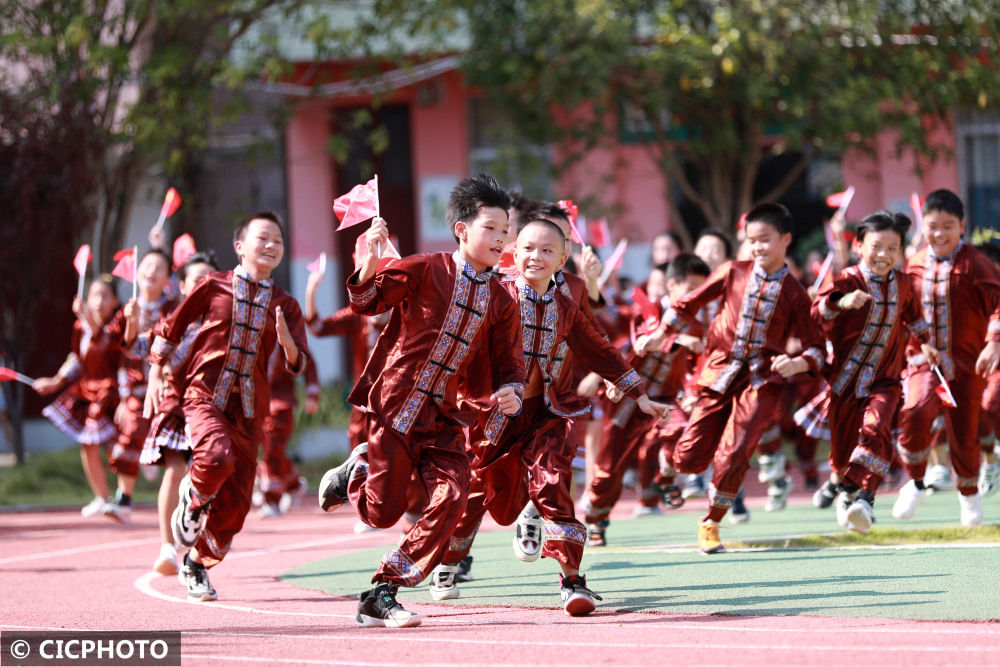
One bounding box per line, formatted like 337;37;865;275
652;234;680;265
455;206;509;273
235;219;284;276
180;262;213;297
137;253;170;299
694;235;727;271
646;268;668;303
87;281;118;322
744;221;791;274
667;273;706;303
859;228;902;278
537;214;571;269
514;222;563;290
923;209;965;258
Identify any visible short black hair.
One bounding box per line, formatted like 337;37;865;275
666;252;711;283
744;202;794;236
508;190;535;217
446;174;511;241
178;250;219;282
923;189;964;221
696;228;733;259
140;248;172;271
518;217;565;244
234;211;286;245
856;210;911;244
520;200;570;236
88;273;119;297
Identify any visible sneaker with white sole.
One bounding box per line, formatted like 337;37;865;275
891;479;926;520
560;574;602;616
845;494;874;535
279;475;308;513
80;496;108;518
178;555;218;602
356;583;421;628
257;503;282;519
681;474;707;499
925;463;954;493
319;443;367;512
455;555;474;582
172;475;208;547
512;503;543;562
729;489;750;524
959;492;983;527
103;499;132;524
813;480;838;509
764;475;793;512
835;490;857;528
698;520;725;554
153;543;179;576
757;451;787;484
979;455;1000;497
428;563;460;600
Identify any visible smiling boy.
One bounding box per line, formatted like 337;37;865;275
145;211;309;601
317;174;525;628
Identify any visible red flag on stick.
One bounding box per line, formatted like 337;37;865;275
589;218;610;248
334;177;380;231
497;245;517;275
599;239;629;286
172;233;197;271
630;287;660;328
74;244;92;300
932;365;958;408
307;252;327;275
155;188;182;229
557;199;584;245
0;366;34;386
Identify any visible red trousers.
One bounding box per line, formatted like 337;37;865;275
184;398;260;568
349;410;469;587
828;383;900;493
347;406;367;450
258;408;302;504
585;401;656;523
445;398;585;569
674;376;784;516
898;367;984;494
110;395;150;477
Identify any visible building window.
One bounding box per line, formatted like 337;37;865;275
957;109;1000;245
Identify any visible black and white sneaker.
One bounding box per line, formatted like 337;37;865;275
178;554;218;602
455;555;474;582
428;563;460;600
356;582;421;628
813;480;838;509
512;502;543;562
560;574;602;617
319;443;367;512
172;475;207;548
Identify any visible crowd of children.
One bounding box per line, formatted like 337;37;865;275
26;177;1000;628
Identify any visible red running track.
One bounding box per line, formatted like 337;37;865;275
1;500;998;666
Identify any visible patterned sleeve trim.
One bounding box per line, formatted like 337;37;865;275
988;318;1000;342
817;296;840;321
800;346;826;373
284;349;308;377
908;318;931;342
614;369;642;395
150;335;176;363
348;283;377;309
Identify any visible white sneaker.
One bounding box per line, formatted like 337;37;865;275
845;497;874;535
428;563;460;600
764;475;794;512
560;574;602;616
353;519;379;534
925;463;954;493
178;556;218;602
103;501;132;524
892;479;927;519
80;496;107;517
172;475;208;547
512;503;543;562
979;454;1000;497
257;503;282;519
279;476;308;513
153;543;178;576
959;492;983;527
681;474;707;499
757;451;787;484
835;491;856;528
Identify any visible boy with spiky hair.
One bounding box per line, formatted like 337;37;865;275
145;211;310;602
318;173;525;628
893;189;1000;527
811;210;935;534
637;203;825;554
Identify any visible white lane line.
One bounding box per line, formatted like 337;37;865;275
0;537;158;566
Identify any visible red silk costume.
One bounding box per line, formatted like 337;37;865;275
344;251;525;587
150;267;309;567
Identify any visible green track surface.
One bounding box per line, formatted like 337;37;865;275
284;490;1000;621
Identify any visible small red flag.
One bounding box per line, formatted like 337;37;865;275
307;252;327;274
73;245;92;275
112;249;135;282
630;287;660;328
0;366;33;385
172;233;197;271
589;218;610;248
497;245;517;274
161;188;182;219
557;199;584;245
334;177;380;231
825;189;850;208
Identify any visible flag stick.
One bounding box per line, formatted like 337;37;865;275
811;252;834;292
132;245;138;301
374;174;382;258
932;364;958;407
77;269;86;302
